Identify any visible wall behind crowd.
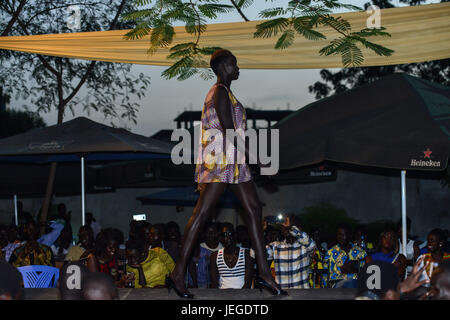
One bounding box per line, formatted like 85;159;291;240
0;169;448;241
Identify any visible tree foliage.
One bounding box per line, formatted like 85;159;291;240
0;107;46;139
123;0;395;80
308;0;450;100
0;0;152;127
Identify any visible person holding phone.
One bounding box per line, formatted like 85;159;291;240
265;215;316;289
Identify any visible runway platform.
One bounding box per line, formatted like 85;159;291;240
23;288;357;300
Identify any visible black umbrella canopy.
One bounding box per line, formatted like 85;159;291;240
0;116;174;158
273;73;450;171
0;162;113;198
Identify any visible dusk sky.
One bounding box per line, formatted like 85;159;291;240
11;0;434;137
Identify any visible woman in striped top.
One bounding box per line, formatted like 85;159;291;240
210;223;253;289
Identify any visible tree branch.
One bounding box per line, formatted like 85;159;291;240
229;0;250;22
1;0;28;36
63;0;128;107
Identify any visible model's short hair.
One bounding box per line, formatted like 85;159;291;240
210;49;233;75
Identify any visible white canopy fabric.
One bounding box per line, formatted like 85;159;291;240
0;3;449;69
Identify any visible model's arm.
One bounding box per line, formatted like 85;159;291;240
209;251;219;288
214;86;257;165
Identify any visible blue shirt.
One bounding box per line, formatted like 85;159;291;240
370;251;399;264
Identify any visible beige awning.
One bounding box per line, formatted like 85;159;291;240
0;3;449;69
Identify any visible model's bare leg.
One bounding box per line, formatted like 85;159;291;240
229;180;282;292
169;182;227;293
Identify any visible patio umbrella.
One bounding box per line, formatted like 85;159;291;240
272;73;450;257
0;162;109;198
0;117;174;225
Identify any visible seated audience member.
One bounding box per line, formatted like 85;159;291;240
10;220;54;267
59;261;89;300
2;225;23;263
366;229;407;279
65;225;95;264
323;224;367;288
188;222;222;288
0;261;23;300
125;238;175;288
85;212;101;239
417;228;450;284
86;228;122;281
82;272;119;300
51;225;73;263
148;224;166;250
210;223;253;289
164;221;182;263
265;216;315;289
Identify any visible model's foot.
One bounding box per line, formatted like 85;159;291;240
256;274;288;296
167;274;194;299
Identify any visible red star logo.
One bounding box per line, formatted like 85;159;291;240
423;148;432;159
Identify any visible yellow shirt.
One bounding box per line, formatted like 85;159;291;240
126;247;175;288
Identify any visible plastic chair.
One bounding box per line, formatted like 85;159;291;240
17;265;60;288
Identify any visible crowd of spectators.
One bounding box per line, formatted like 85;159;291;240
0;202;449;300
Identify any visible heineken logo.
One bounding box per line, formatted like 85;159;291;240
410;148;441;168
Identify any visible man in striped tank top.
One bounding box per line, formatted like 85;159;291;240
210;223;254;289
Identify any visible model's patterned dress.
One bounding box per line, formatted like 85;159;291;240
195;83;252;185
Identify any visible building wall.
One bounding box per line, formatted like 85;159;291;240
0;170;448;241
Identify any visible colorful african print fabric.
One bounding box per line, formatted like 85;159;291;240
322;244;367;287
195;83;252;185
309;249;324;288
417;252;450;282
266;226;316;289
10;242;54;267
